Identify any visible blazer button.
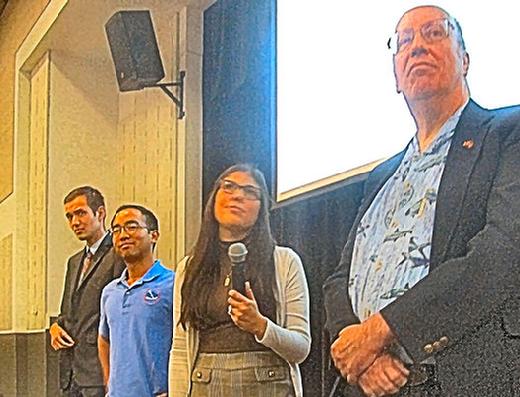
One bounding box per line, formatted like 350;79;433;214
423;344;434;354
439;336;449;347
432;341;442;351
196;371;202;379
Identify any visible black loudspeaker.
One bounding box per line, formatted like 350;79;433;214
105;10;165;92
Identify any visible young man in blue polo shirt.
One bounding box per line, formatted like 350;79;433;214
98;204;174;397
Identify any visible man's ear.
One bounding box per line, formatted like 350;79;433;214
96;206;106;222
150;230;160;244
462;51;470;77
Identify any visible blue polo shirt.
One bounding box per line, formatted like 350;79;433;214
99;260;174;397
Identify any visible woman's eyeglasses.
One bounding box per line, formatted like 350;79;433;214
219;179;261;201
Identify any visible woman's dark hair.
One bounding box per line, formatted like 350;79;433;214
180;164;276;330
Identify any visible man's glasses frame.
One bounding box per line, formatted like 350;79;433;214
111;221;149;236
219;179;262;201
387;18;455;55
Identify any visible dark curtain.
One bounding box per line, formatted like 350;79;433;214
203;0;276;204
271;179;364;396
203;1;366;395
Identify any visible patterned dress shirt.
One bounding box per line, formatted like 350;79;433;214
349;104;466;322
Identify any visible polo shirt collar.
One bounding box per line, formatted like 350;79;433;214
118;259;163;288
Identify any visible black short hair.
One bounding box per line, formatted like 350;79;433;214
64;186;105;213
111;204;159;232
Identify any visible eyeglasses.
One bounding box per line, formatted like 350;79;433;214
387;18;454;55
219;179;262;201
111;221;149;236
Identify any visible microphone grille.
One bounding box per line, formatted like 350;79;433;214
228;242;248;263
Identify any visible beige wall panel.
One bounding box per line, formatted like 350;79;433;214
134;92;148;204
116;113;127;203
0;0;50;203
144;91;160;209
27;53;50;330
13;70;31;331
0;197;16;243
119;93;138;202
0;234;13;330
157;102;175;265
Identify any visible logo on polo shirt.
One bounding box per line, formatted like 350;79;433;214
144;288;161;305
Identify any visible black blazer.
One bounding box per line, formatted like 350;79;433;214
324;100;520;396
56;233;125;389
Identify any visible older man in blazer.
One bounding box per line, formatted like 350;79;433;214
324;5;520;397
50;186;124;397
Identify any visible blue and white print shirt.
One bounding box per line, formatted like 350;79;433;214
349;105;466;321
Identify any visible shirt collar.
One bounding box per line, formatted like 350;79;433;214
86;231;108;256
410;99;469;155
118;260;164;287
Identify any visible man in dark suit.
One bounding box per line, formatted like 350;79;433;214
50;186;125;397
324;5;520;397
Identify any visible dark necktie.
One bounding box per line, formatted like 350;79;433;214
78;251;94;285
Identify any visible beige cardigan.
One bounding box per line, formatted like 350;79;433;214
168;246;311;396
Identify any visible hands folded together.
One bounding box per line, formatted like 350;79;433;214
330;313;409;397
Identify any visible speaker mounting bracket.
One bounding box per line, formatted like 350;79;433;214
151;70;186;119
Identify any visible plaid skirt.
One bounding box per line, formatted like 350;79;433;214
190;351;295;397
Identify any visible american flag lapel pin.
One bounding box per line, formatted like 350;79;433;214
462;139;474;149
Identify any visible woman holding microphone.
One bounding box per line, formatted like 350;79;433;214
169;164;310;396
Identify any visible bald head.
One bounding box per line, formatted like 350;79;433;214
396;6;465;50
392;5;470;105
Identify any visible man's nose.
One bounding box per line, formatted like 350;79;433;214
116;228;131;240
409;32;428;57
411;46;428;57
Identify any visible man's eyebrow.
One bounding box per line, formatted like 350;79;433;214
65;208;85;216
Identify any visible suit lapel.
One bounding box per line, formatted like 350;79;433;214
69;252;84;297
430;100;493;267
359;150;406;217
76;233;113;290
344;150;406;265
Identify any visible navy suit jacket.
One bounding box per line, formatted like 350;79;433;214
57;233;125;389
324;100;520;396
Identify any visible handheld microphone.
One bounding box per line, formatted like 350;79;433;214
228;242;248;295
